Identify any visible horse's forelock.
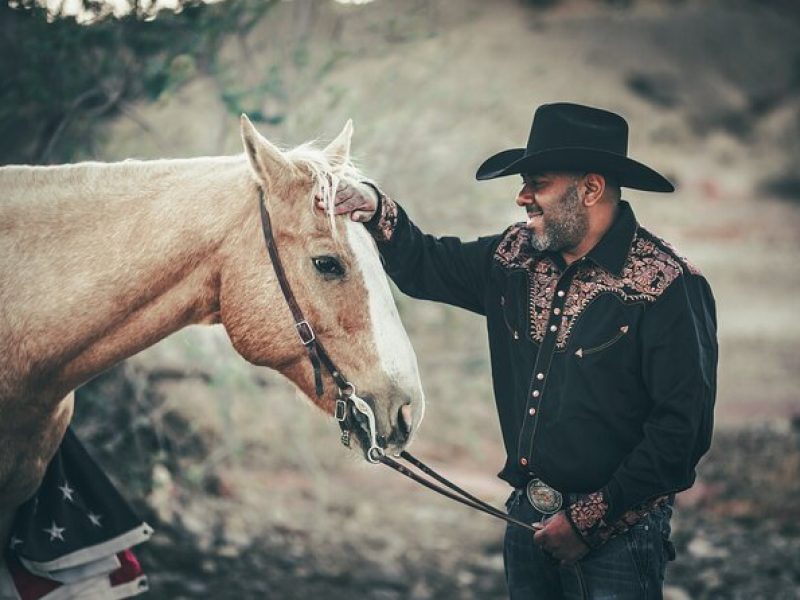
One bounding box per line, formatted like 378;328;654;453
285;143;364;242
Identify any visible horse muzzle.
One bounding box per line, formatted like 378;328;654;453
337;389;421;463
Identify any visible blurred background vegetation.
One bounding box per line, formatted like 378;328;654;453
2;0;800;598
0;0;278;164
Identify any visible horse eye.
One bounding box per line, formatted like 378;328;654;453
312;256;346;279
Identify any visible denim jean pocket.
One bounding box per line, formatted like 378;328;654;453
658;507;676;562
626;522;654;582
626;511;674;590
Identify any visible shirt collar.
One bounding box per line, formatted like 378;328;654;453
584;200;637;277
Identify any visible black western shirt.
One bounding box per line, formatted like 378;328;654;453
366;194;717;547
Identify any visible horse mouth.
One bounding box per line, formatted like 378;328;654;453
343;395;417;461
348;406;388;460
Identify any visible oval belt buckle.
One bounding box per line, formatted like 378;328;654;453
526;478;563;514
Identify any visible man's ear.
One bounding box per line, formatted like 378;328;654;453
240;114;292;191
582;173;606;207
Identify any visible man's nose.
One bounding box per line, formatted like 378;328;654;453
516;183;534;207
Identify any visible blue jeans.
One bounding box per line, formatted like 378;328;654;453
503;490;674;600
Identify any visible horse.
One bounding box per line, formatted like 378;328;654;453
0;115;425;558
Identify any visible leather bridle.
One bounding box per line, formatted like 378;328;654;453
257;187;541;533
257;188;384;463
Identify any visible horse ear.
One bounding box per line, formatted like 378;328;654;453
240;114;291;188
323;119;353;168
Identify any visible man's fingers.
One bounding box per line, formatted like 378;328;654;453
334;191;355;205
317;196;374;222
334;182;362;204
317;198;351;214
351;210;374;222
315;180;377;217
336;197;369;214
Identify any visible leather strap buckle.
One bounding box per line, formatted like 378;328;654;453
295;320;316;345
335;398;348;421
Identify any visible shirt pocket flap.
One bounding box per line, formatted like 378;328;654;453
573;324;630;358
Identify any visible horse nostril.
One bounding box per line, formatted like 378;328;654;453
399;403;414;436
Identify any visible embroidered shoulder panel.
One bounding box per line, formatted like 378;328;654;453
494;223;534;270
643;227;703;276
495;226;685;349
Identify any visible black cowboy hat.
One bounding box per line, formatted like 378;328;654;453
476;102;674;192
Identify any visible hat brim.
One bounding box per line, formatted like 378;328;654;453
475;147;674;193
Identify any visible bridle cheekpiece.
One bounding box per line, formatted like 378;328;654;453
257;186;384;463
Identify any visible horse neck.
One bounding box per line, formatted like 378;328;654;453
0;156;253;398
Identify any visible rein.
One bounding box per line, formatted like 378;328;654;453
257;187;540;534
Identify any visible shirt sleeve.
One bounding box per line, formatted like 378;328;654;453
364;186;500;316
566;271;718;547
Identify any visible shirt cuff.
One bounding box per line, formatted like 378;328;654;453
565;489;670;549
564;490;610;549
362;181;399;243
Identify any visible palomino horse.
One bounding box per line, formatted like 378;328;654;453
0;116;425;555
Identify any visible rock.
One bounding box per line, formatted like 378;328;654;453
477;553;505;573
147;463;177;523
409;580;434;600
664;586;692;600
687;536;730;559
457;569;477;586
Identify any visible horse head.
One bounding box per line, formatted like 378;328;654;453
218;115;425;460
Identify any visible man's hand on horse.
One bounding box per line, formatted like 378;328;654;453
315;180;378;222
532;511;590;566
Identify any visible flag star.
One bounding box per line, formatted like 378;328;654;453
9;536;23;549
58;481;75;502
87;512;103;527
43;521;66;542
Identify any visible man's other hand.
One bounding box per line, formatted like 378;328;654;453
315;180;379;223
532;511;590;566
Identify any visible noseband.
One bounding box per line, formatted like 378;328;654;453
257;186;541;533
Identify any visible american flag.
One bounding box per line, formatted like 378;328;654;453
1;428;152;599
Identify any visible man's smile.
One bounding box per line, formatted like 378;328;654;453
526;206;544;227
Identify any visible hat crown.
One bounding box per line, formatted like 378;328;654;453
526;103;629;158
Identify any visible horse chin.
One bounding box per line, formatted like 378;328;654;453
347;423;381;463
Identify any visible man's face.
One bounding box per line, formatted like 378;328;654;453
516;172;589;253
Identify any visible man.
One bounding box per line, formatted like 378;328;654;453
321;103;717;599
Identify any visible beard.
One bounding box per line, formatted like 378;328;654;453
529;182;589;253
